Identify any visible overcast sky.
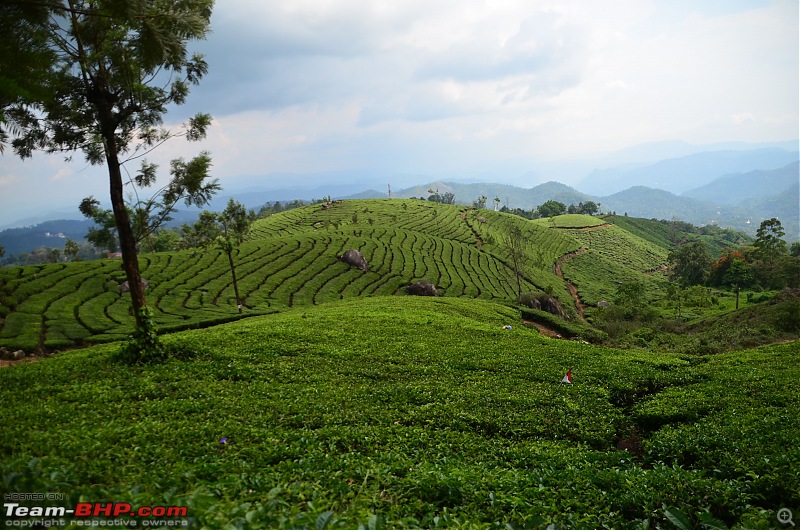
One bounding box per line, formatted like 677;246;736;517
1;0;798;225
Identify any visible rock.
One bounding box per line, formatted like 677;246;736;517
119;278;150;293
11;350;26;361
477;216;487;223
407;281;439;297
597;301;612;308
339;249;369;272
519;292;568;319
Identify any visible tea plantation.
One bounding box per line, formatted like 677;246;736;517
0;199;798;528
1;200;586;351
1;297;798;528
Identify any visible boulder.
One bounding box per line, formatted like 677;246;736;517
119;278;150;293
11;350;26;361
519;292;568;319
407;281;439;297
597;301;612;308
339;249;369;272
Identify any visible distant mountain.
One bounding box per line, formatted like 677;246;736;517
600;187;721;223
682;162;799;205
391;181;593;210
599;186;796;239
747;182;800;237
580;148;799;195
0;220;93;256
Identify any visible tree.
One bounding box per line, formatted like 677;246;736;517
79;151;219;253
473;195;487;209
570;201;600;215
668;240;711;286
536;200;566;218
3;1;214;343
724;258;752;310
754;218;787;262
188;200;256;314
501;225;540;303
0;1;54;151
64;238;80;261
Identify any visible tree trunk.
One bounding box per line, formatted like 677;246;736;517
226;249;242;313
103;123;147;330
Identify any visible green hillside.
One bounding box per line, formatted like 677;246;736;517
1;297;797;528
0;200;581;351
1;199;798;528
0;200;790;355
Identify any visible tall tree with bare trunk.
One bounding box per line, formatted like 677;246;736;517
1;0;216;357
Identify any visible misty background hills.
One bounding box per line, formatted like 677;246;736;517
2;143;798;256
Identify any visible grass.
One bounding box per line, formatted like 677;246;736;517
1;296;797;529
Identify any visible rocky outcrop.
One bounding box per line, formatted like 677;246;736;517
339;249;369;272
406;281;439;297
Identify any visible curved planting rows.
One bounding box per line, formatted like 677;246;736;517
251;199;477;245
560;250;667;307
562;224;667;273
0;200;569;351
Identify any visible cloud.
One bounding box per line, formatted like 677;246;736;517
1;0;797;226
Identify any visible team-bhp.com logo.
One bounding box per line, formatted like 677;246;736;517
4;502;189;527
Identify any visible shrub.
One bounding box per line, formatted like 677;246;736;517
113;308;167;365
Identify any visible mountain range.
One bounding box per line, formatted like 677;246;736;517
1;145;798;256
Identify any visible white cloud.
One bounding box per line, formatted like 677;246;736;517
1;0;797;224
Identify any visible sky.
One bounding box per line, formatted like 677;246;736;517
0;0;798;226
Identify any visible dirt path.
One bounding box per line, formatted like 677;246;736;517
554;248;588;320
523;320;564;339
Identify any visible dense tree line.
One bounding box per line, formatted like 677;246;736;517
669;218;799;294
497;200;601;219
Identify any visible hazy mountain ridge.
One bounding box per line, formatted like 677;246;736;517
681;162;799;205
0;220;94;255
3;144;798;256
579;148;798;195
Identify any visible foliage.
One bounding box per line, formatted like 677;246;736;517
668;240;712;286
0;297;796;528
63;238;80;261
2;0;214;335
0;0;53;151
113;307;167;365
501;225;536;302
79;151;220;253
754;218;787;262
189;199;257;313
536;200;567;218
427;189;456;204
567;201;601;215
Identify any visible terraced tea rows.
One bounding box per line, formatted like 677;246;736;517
1;201;564;350
555;222;668;307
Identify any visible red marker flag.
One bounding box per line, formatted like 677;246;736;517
561;369;572;385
